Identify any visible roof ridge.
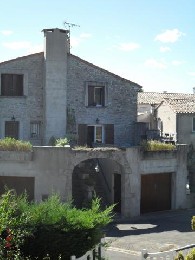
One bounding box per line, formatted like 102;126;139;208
0;52;43;65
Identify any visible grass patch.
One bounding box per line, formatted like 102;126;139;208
141;140;176;151
0;138;32;151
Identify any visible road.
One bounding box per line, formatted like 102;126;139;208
104;208;195;259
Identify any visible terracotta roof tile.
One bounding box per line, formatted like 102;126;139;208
138;92;195;113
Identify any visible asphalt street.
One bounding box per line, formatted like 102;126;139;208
104;208;195;259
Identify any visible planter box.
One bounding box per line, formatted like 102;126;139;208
142;150;177;160
0;150;33;162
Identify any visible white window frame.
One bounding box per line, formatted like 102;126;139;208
94;125;104;143
85;81;107;107
88;125;105;143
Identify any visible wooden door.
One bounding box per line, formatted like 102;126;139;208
114;173;121;213
141;173;171;213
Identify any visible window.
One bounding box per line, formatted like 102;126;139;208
193;118;195;132
30;121;41;139
88;85;105;107
5;121;19;139
78;124;114;147
95;126;103;143
1;74;23;96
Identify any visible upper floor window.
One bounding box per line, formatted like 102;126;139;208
192;118;195;132
88;86;105;107
1;74;23;96
87;83;106;107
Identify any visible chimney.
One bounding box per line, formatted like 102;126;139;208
193;87;195;94
43;28;70;60
43;28;69;144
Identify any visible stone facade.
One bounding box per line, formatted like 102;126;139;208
0;28;141;147
0;53;44;145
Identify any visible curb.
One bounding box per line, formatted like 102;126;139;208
106;246;141;256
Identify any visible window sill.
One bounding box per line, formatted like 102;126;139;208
86;105;106;108
0;95;27;98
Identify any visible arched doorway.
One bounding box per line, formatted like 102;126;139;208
72;158;123;213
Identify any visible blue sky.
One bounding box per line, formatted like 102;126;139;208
0;0;195;93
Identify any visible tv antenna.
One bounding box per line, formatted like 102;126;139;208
63;21;80;48
64;21;80;31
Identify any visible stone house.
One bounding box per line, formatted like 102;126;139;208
0;28;141;147
0;30;191;216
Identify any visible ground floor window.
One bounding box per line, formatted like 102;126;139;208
5;121;19;139
87;125;104;146
30;121;41;139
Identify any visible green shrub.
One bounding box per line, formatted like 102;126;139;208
175;248;195;260
55;137;70;146
0;190;113;259
0;138;32;151
141;140;176;151
55;135;78;147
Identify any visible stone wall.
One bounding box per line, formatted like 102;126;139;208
67;55;140;147
0;53;44;145
0;145;189;217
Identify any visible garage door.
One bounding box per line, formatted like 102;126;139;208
0;176;34;201
141;173;171;214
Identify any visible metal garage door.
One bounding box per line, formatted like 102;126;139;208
0;176;34;201
141;173;171;214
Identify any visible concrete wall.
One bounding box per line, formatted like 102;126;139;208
0;145;188;218
157;102;177;136
43;29;69;144
177;113;195;146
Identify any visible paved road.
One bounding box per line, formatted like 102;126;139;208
104;208;195;259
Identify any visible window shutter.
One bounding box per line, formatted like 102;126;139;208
88;86;94;106
1;74;23;96
1;74;12;96
15;74;23;96
102;86;105;106
78;124;87;145
105;124;114;144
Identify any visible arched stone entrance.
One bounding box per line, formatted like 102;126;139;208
72;157;124;213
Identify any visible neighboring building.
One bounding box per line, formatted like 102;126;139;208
0;28;141;147
137;92;195;145
138;91;195;193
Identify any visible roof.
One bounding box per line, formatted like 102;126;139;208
138;92;195;114
0;52;43;66
0;52;142;90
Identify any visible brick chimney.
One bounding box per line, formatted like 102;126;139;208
43;28;69;144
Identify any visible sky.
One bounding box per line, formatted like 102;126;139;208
0;0;195;93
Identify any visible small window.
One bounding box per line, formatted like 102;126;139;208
1;74;23;96
5;121;19;139
193;118;195;132
30;121;41;139
88;85;105;107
